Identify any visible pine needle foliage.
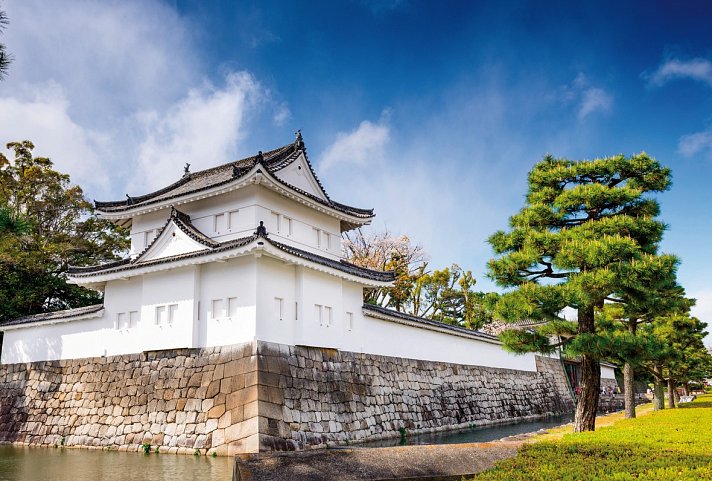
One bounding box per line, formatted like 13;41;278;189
487;153;672;431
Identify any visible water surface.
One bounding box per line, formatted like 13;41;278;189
0;445;233;481
359;414;574;448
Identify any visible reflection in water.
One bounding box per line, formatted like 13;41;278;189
359;414;575;448
0;446;233;481
0;416;575;480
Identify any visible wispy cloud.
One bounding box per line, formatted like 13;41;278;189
0;81;110;191
273;102;291;127
678;126;712;159
134;73;264;192
0;0;274;199
560;73;613;120
318;110;391;171
578;87;613;120
646;57;712;88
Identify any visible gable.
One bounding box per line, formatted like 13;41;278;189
137;221;210;263
273;153;328;201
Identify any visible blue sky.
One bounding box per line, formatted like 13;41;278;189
1;0;712;329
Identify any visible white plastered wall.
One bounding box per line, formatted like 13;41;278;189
197;256;257;348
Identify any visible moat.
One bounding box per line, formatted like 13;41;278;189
0;415;574;480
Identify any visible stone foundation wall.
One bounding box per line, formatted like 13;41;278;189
534;355;575;405
256;342;573;451
1;341;590;455
0;342;261;456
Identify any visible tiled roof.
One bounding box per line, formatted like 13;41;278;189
478;319;547;336
362;304;500;341
68;232;394;283
94;136;373;220
0;304;104;328
269;239;395;283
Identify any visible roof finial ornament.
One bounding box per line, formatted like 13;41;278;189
255;220;267;237
183;163;191;176
257;151;264;163
232;163;240;177
295;129;304;148
125;194;133;205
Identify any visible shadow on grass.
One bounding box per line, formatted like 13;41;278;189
679;401;712;409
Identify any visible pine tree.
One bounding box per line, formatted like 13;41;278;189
487;153;671;432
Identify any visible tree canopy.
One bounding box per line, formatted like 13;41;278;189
343;229;495;330
0;9;12;80
487;152;672;432
0;141;129;321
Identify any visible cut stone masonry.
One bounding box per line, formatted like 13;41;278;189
0;341;585;455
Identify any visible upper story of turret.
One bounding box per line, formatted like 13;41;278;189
95;132;373;261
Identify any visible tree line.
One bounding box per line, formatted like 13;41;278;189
1;139;710;434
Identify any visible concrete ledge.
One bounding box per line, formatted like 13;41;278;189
233;442;522;481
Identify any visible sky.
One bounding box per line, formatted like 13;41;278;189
1;0;712;334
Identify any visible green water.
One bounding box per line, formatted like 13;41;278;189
359;414;574;448
0;445;233;481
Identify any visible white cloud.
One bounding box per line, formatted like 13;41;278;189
0;1;275;201
134;72;264;192
678;127;712;158
647;57;712;88
319;112;391;171
0;82;110;191
559;74;613;120
273;102;291;127
578;87;613;120
3;1;197;124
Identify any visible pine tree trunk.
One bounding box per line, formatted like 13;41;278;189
573;306;600;432
667;378;676;409
624;362;636;419
623;321;637;419
653;365;664;410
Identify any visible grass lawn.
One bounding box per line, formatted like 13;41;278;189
471;394;712;481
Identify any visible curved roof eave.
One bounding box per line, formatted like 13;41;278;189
68;235;394;287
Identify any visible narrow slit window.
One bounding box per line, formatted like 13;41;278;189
346;311;353;331
295;301;299;321
155;306;166;326
315;304;323;326
314;228;321;248
212;299;225;320
271;211;281;233
116;312;126;330
129;311;139;328
284;216;293;236
168;304;179;324
324;306;333;327
274;297;284;321
228;210;239;230
214;213;226;233
228;297;238;318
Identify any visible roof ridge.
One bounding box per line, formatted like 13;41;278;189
362;304;499;340
95;142;296;208
1;304;105;327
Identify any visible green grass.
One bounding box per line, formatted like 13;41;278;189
472;395;712;481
